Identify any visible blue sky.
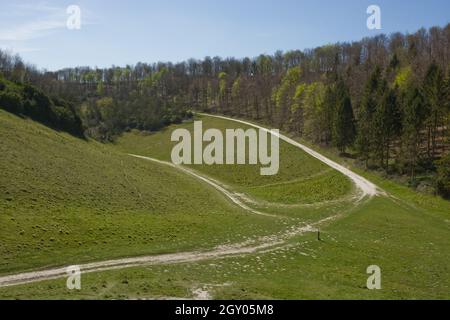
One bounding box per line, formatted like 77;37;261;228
0;0;449;71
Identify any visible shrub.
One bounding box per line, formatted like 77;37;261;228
435;154;450;199
0;90;23;113
0;79;84;137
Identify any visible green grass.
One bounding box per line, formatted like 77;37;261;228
0;110;287;274
114;115;353;205
1;111;449;300
3;194;449;300
246;170;352;204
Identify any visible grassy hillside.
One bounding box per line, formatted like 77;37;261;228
0;112;449;300
0;110;287;274
115;116;354;207
6;189;448;300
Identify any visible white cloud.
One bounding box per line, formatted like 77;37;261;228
0;1;98;61
0;20;66;41
0;2;71;42
9;2;63;15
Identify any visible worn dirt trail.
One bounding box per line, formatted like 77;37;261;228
129;155;279;218
0;217;325;288
199;113;382;199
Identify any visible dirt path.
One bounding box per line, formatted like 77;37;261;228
0;115;380;289
129;155;279;218
0;215;334;288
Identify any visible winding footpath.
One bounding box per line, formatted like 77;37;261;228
129;155;279;218
0;114;382;289
199;113;382;199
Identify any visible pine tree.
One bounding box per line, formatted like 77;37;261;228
333;93;356;153
322;85;336;145
374;88;402;171
356;67;383;168
403;87;426;183
422;62;446;161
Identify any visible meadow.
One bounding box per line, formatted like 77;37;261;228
115;116;354;208
0;110;287;275
0;111;449;299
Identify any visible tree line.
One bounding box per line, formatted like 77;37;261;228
0;24;449;196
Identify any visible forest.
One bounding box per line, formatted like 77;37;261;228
0;24;449;197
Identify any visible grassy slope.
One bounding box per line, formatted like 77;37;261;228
114;115;353;206
1;113;449;299
0;110;287;274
